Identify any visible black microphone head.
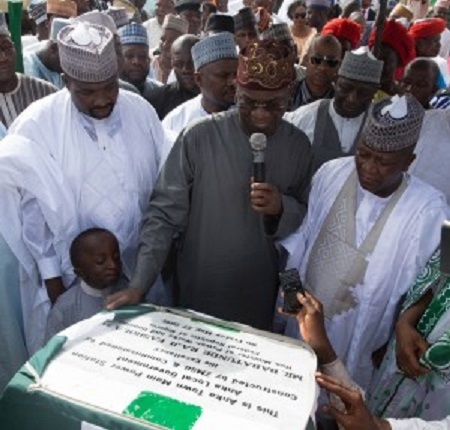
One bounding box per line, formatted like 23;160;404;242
249;133;267;152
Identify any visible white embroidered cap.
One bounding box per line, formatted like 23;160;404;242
362;94;425;151
58;22;118;83
75;10;118;35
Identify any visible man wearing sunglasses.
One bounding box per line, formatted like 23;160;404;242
107;39;313;333
285;47;383;171
290;34;341;110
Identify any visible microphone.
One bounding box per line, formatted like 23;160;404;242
250;133;267;183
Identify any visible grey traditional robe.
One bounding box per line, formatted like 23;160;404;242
132;110;314;330
311;99;366;171
45;279;126;342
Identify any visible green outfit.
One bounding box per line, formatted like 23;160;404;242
368;250;450;421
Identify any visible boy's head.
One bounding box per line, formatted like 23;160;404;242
70;228;121;289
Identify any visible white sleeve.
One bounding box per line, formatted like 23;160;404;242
320;359;363;394
320;358;365;418
387;416;450;430
283;103;318;143
162;109;176;133
160;128;177;170
21;190;61;280
279;161;330;270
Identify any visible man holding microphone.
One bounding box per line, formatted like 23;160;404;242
107;38;313;331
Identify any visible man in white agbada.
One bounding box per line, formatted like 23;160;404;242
0;136;75;391
162;31;238;135
284;47;383;172
8;21;168;354
281;94;448;390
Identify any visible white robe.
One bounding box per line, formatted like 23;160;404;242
7;88;169;353
21;35;39;51
410;109;450;204
162;94;208;136
434;55;450;86
0;136;77;356
322;357;450;430
388;417;450;430
143;17;162;51
439;28;450;60
23;49;64;89
284;99;367;152
281;157;448;390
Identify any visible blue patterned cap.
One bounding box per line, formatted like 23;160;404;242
28;1;47;25
118;22;148;46
192;32;237;71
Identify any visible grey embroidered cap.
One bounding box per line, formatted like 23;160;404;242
362;94;425;151
338;46;384;85
162;13;189;34
192;32;237;71
58;22;118;83
105;6;129;29
75;10;118;35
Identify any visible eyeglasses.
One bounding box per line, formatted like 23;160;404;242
310;55;340;68
294;12;306;19
236;93;289;112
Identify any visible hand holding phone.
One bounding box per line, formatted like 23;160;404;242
279;268;305;315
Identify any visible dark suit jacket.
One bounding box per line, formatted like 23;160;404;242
365;8;376;21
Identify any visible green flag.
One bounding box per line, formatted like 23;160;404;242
8;0;23;73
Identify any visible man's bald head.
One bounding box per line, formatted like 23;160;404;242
400;57;440;108
404;57;440;79
308;34;342;58
171;34;200;91
171;34;200;56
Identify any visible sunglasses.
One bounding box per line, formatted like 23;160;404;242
310;55;340;68
294;12;306;19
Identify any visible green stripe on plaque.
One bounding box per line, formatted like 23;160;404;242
123;391;202;430
190;318;240;333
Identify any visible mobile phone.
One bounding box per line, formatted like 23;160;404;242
440;220;450;276
279;268;304;314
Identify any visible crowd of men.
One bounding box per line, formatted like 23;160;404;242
1;0;450;428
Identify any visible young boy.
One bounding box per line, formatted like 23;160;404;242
45;228;125;341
